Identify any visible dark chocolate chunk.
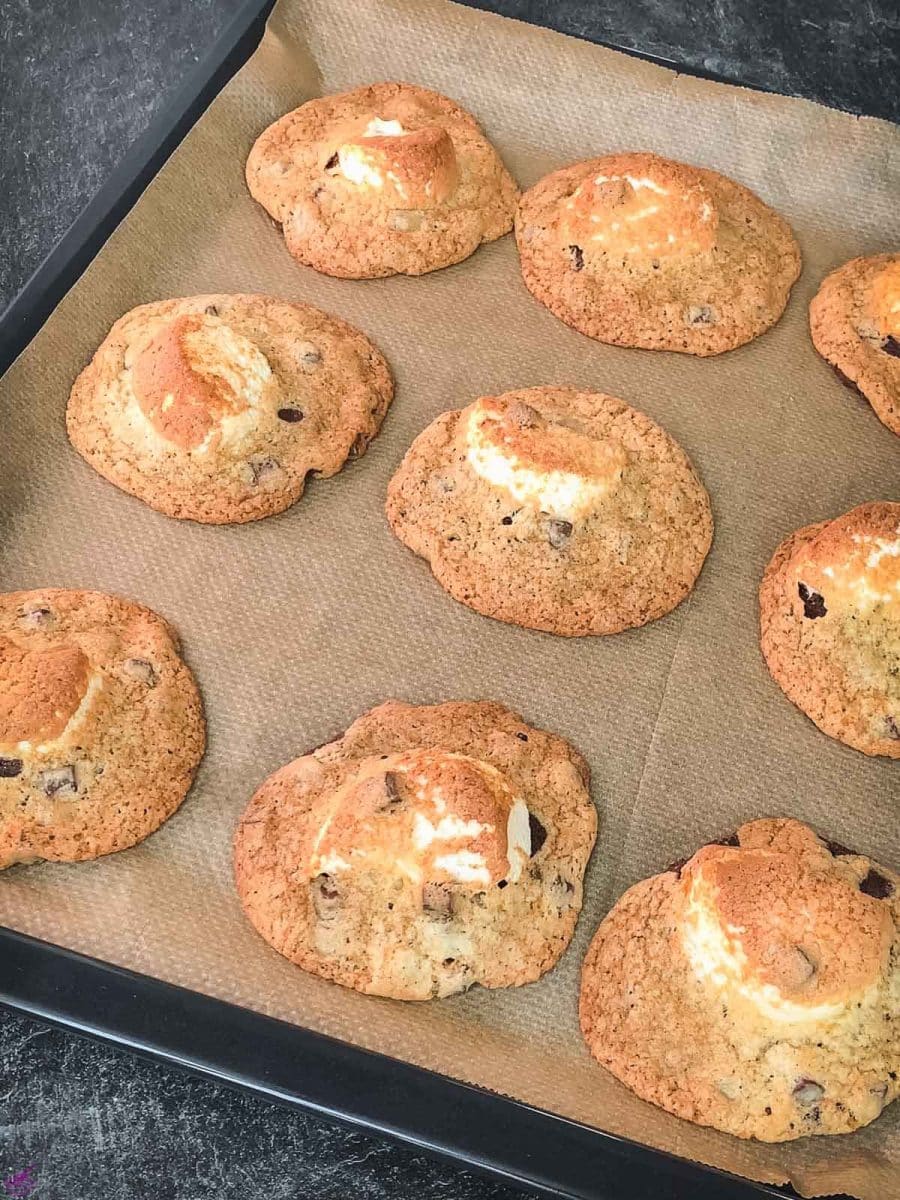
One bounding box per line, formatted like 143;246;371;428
38;766;77;797
686;304;716;326
19;606;53;629
568;244;584;271
323;151;339;171
547;518;573;549
798;581;827;619
881;335;900;358
830;364;866;398
497;879;508;889
277;407;304;423
528;812;547;855
383;770;402;806
500;515;514;526
0;758;23;778
824;838;855;858
859;868;894;899
714;832;739;847
311;873;341;920
247;456;280;484
515;732;528;742
123;658;158;687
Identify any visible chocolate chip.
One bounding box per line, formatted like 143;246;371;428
311;873;341;921
686;304;716;326
246;456;280;485
528;812;547;855
204;304;219;317
0;758;23;778
497;879;508;889
19;606;53;629
881;335;900;357
515;732;528;742
547;518;573;550
859;868;894;899
348;432;369;459
831;364;865;398
277;408;304;423
297;343;321;370
442;957;456;966
885;716;900;741
323;151;339;171
38;766;77;797
568;244;584;271
500;515;514;526
423;881;453;917
123;658;157;687
793;1079;825;1105
382;770;402;806
798;581;827;619
714;832;739;847
824;838;855;857
551;874;575;898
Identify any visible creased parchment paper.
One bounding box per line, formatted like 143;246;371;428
0;1;898;1194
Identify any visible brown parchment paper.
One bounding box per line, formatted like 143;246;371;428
0;0;898;1194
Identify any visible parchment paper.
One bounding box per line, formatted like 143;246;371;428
0;1;898;1194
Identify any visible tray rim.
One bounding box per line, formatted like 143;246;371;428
0;2;872;1197
1;926;800;1200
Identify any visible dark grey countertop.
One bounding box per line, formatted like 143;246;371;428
0;3;897;1199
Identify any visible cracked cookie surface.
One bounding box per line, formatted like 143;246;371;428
759;501;900;757
810;254;900;437
234;700;596;1000
516;152;800;355
580;818;899;1141
0;588;204;868
247;82;519;278
386;387;713;636
67;294;393;523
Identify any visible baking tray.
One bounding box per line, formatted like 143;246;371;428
0;2;885;1197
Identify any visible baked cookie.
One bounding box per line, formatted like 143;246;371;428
67;294;393;524
759;502;900;758
516;152;801;355
246;82;519;278
809;254;900;436
234;700;596;1000
386;387;713;636
580;818;899;1142
0;589;204;868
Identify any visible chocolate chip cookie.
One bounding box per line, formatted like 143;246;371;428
386;387;713;635
809;253;900;436
67;294;393;523
246;82;519;278
516;152;801;355
760;502;900;757
0;589;204;868
580;818;899;1141
234;700;596;1000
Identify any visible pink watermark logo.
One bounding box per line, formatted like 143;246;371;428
2;1166;37;1199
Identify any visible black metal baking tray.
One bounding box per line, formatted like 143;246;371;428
0;3;856;1196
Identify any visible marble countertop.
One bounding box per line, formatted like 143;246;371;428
0;3;896;1198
